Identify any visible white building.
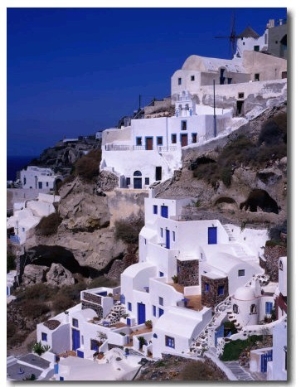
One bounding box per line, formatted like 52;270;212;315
7;193;60;245
101;91;233;189
120;195;267;357
20;166;63;190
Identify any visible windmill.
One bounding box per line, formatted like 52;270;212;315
215;11;238;59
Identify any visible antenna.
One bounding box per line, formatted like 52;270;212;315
215;10;238;58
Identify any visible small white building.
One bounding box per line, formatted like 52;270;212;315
20;166;63;190
100;91;233;189
7;193;60;245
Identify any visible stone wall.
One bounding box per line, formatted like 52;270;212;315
177;259;199;286
201;275;228;308
82;291;102;305
262;244;287;281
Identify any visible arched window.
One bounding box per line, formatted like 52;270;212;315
233;304;239;314
250;304;257;314
133;171;142;176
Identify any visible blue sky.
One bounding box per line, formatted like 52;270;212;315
7;6;288;157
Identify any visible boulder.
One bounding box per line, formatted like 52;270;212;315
46;263;75;287
22;264;49;286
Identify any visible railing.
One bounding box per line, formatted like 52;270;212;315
105;144;178;152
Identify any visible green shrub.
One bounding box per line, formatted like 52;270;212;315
35;213;62;236
32;341;50;356
220;335;263;361
75;149;102;181
115;213;144;245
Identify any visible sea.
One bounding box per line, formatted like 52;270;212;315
7;155;37;182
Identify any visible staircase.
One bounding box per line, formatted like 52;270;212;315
223;225;236;241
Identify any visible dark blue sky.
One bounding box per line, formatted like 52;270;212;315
7;7;287;157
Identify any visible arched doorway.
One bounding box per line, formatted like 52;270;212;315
133;171;142;189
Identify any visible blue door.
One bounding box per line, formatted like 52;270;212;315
72;329;80;350
208;227;217;244
261;351;272;372
215;324;224;346
158;308;164;317
165;229;170;249
138;302;146;325
161;205;168;218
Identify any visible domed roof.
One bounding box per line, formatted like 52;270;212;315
234;286;256;301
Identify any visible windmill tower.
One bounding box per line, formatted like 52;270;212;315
215;11;238;59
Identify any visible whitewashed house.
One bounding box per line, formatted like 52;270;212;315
7;193;60;245
100;91;233;189
120;195;267;357
20;166;63;190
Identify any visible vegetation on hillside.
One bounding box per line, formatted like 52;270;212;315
114;212;144;245
74;149;102;181
35;212;62;236
192;112;287;188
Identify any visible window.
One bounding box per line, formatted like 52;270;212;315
192;133;197;143
145;177;150;185
254;73;260;81
178;77;182;85
38;182;42;189
265;302;273;315
279;260;283;270
156;137;163;146
136;137;142;146
23;177;26;185
238;92;244;99
90;339;99;351
161;205;168;218
238;269;245;277
172;231;176;242
42;332;47;342
204;283;210;293
218;285;225;296
171;134;177;144
72;318;78;328
160;228;163;237
254;45;260;52
153;205;158;214
190;75;195;81
181;120;187;130
165;336;175;348
126;177;131;186
233;304;239;314
152;305;156;317
250;304;257;314
159;297;164;306
46;182;49;187
128;302;132;311
159;308;164;317
159;272;164;277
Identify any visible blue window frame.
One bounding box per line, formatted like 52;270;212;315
152;305;156;317
42;332;47;342
72;318;78;328
218;285;225;296
159;308;164;317
165;336;175;348
90;339;99;351
159;272;164;277
265;302;273;314
128;302;132;311
161;205;168;218
153;205;158;214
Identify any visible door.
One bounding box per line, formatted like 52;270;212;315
133;170;142;189
208;227;217;244
137;302;146;325
165;229;170;249
181;134;188;147
72;329;80;350
155;166;162;181
161;205;168;218
146;137;153;150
